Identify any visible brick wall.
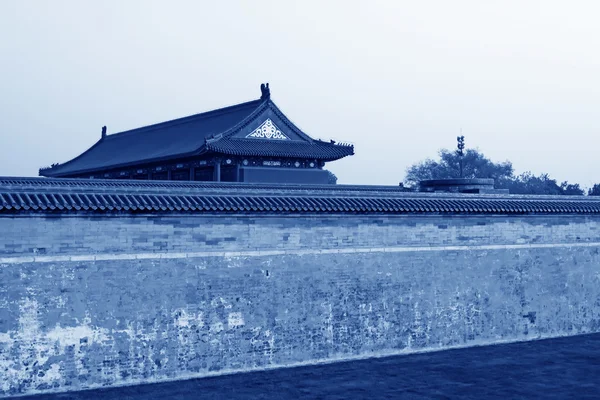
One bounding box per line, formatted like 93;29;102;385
1;214;600;397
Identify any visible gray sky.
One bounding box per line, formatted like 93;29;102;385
1;1;599;187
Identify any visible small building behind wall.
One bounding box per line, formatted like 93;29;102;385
39;84;354;184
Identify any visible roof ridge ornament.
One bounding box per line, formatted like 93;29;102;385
246;118;289;140
260;83;270;100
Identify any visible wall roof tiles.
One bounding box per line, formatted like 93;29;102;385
1;177;600;215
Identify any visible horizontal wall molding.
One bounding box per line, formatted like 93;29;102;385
2;241;599;265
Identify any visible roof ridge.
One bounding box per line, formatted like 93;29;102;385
205;99;312;143
205;99;267;143
267;100;315;142
105;98;261;139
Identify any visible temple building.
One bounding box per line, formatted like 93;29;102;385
39;84;354;184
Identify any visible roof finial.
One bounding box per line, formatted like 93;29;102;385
101;126;107;139
260;83;270;100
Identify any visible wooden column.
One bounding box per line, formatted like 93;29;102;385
214;162;221;182
190;167;195;181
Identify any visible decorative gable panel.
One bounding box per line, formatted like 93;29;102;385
245;119;289;140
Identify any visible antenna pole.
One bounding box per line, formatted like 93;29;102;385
456;132;465;178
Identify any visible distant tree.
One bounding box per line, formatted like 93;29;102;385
326;170;338;185
404;142;586;195
499;172;557;195
404;148;514;188
560;181;585;196
495;172;584;195
589;184;600;196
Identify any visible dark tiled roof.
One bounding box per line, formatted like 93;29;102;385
40;100;261;177
2;177;600;215
40;94;354;177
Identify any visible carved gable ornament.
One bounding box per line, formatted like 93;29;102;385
246;119;289;140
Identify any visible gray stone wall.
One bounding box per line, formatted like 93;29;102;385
1;214;600;397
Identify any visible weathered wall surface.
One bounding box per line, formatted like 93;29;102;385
1;214;600;397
